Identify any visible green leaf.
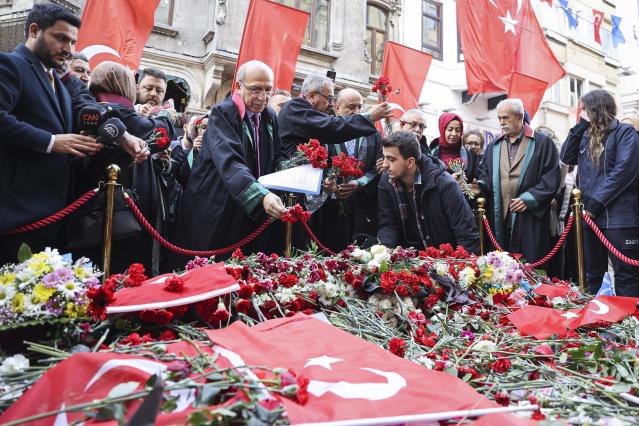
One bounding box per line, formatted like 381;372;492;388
197;384;222;406
17;243;33;263
616;364;630;379
107;381;140;399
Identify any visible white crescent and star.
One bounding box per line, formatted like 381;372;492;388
587;299;610;315
499;10;519;35
304;355;342;370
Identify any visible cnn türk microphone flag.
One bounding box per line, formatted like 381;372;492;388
381;41;433;113
106;263;239;314
508;72;548;119
235;0;309;91
457;0;565;95
508;296;639;339
76;0;160;70
207;315;530;425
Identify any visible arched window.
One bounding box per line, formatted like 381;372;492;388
277;0;330;50
367;4;388;75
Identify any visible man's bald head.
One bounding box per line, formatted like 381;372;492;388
235;60;274;114
335;88;363;116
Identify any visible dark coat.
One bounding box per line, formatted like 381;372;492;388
170;94;281;267
315;132;382;250
428;139;479;183
377;155;480;254
560;118;639;229
276;97;378;161
478;125;560;264
0;44;74;236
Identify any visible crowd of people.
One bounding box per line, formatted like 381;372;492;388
2;4;639;297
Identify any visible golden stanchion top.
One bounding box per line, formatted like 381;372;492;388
477;197;486;209
106;164;121;182
571;187;582;201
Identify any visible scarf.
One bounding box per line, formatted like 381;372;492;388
438;112;464;164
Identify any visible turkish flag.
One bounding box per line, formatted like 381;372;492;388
106;263;239;314
540;0;553;6
534;283;573;299
206;315;528;424
234;0;309;91
509;296;639;339
508;72;548;119
457;0;565;94
0;341;220;426
381;41;433;113
593;9;605;44
76;0;160;70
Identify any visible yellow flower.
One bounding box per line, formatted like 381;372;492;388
73;266;89;280
488;287;497;295
33;283;56;304
64;302;86;318
0;272;16;286
481;266;494;280
29;259;52;276
12;293;24;313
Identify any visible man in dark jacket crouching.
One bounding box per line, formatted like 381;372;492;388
377;131;479;254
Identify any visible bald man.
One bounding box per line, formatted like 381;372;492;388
315;88;383;250
170;60;285;265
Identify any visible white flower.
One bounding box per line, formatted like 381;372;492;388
0;285;16;306
351;248;372;262
58;280;79;298
458;267;476;289
472;340;497;352
367;259;381;270
373;252;391;265
433;261;449;276
551;297;566;307
369;245;388;256
0;354;29;376
416;356;435;369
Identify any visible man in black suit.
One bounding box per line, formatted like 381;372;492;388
0;4;148;264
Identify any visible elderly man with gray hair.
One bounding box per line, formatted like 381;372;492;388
477;98;560;267
277;73;392;161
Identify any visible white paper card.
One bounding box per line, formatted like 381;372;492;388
258;164;323;195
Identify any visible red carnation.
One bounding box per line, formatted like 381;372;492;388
238;282;254;298
388;338;407;358
120;332;141;346
279;273;299;288
164;275;186;292
139;309;174;325
159;329;178;341
491;357;512;373
236;299;251;314
281;204;311;224
87;286;115;321
494;391;510;406
124;263;147;287
231;248;245;260
295;374;310;405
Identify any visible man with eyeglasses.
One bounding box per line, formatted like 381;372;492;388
277;74;393;161
399;109;429;155
169;60;286;266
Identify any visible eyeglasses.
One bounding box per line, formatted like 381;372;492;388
238;81;274;97
401;120;426;131
315;91;335;103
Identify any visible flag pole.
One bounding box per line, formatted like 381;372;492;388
294;404;539;426
572;188;586;291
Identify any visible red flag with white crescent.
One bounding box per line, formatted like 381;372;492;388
593;9;605;45
106;263;239;314
509;296;639;339
76;0;160;70
206;315;530;425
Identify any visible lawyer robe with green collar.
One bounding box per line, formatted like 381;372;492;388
169;94;281;266
477;125;560;264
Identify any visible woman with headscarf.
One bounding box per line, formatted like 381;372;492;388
429;113;480;203
72;61;174;275
561;89;639;297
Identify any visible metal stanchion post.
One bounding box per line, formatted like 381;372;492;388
572;188;586;291
476;197;486;256
102;164;121;281
284;192;296;257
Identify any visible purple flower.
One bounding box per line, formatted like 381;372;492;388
42;272;59;288
461;330;476;341
185;257;208;271
54;268;74;282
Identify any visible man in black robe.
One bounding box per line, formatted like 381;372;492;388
316;88;382;251
169;61;286;269
477;98;560;266
277;74;392;162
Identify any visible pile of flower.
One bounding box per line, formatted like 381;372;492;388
0;248;100;326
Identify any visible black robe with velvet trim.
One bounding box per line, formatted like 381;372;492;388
477;126;560;266
276;97;378;162
313;132;382;251
168;95;282;269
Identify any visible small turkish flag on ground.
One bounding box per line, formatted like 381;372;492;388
593;9;605;44
381;41;433;112
534;283;572;299
509;296;639;339
207;315;529;425
76;0;160;70
234;0;309;91
457;0;565;94
508;72;548;119
106;263;239;314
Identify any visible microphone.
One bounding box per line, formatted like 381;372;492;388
96;117;126;146
77;105;107;133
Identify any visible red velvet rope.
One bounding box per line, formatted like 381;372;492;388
482;216;505;252
301;220;337;256
528;214;575;268
5;189;99;235
124;194;271;257
583;212;639;267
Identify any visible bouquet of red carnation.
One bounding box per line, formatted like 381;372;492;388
445;158;475;199
330;152;364;181
372;75;399;136
281;138;329;170
146;127;171;154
